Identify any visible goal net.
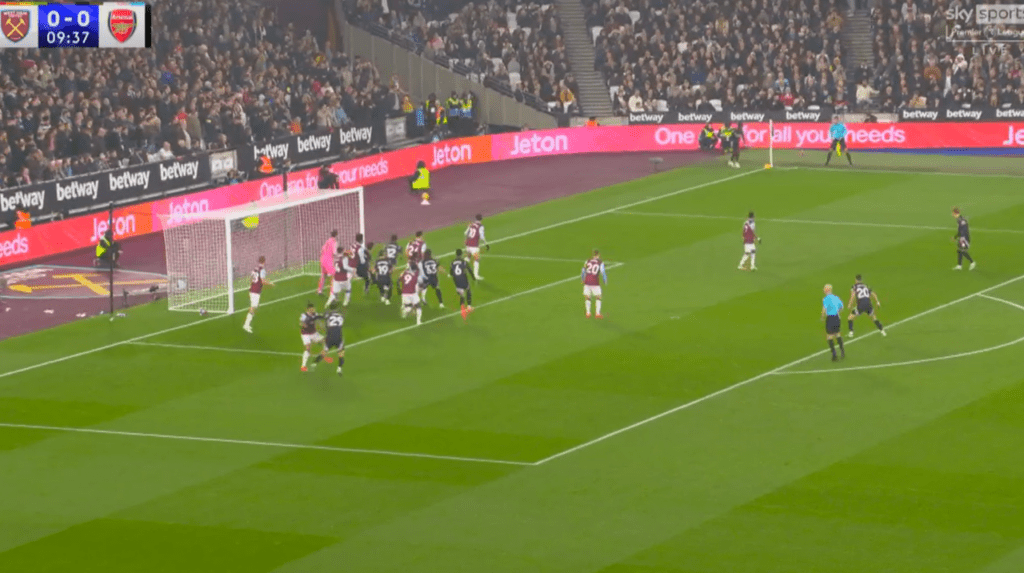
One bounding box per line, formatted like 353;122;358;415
160;187;365;314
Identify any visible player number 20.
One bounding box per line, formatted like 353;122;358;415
585;262;600;275
856;286;869;299
48;9;90;28
467;227;477;238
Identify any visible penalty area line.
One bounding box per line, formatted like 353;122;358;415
0;167;751;380
531;271;1024;466
0;422;533;466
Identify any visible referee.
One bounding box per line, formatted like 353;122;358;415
825;116;853;166
822;284;846;362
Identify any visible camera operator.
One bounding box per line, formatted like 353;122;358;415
318;165;339;189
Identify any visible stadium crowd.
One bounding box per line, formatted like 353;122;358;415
859;0;1024;111
584;0;849;115
350;0;581;113
0;0;401;190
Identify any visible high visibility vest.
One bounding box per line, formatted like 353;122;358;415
701;128;714;138
436;107;447;125
412;167;430;190
14;211;31;229
461;99;472;118
720;127;733;138
447;98;459;117
96;237;111;258
585;120;598;127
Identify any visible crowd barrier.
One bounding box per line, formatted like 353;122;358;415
2;122;1022;267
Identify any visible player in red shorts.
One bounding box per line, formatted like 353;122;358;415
399;263;424;325
582;249;607;318
738;211;761;271
317;230;338;295
464;214;490;280
243;255;274;333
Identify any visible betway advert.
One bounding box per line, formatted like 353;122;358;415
2;122;1023;267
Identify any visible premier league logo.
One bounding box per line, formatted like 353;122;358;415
1;10;29;43
108;8;136;43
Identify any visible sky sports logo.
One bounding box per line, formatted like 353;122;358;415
946;4;1024;24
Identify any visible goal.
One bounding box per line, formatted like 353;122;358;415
160;187;365;314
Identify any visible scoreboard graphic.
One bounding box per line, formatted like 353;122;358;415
0;2;150;48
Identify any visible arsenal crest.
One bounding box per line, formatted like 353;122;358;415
108;8;136;43
1;10;30;43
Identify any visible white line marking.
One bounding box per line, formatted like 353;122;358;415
2;169;748;378
776;293;1024;375
486;254;592;264
978;293;1024;312
130;342;299;357
126;264;624;358
531;272;1024;465
0;422;532;466
795;165;1024;179
615;211;1024;235
770;334;1024;375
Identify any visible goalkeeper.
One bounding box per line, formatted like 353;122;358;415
409;160;431;205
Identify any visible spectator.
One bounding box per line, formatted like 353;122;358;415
856;80;879;107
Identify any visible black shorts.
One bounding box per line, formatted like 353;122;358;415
825;315;841;334
376;276;392;289
831;138;847;152
325;333;343;350
453;279;470;292
357;264;370;280
852;303;873;316
423;275;439;289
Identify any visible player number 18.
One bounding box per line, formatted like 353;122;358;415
48;9;91;28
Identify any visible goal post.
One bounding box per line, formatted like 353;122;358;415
160;187;365;314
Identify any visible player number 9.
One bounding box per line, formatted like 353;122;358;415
403;273;413;284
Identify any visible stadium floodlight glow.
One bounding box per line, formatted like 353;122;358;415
160;187;365;314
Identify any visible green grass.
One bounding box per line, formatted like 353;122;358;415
2;151;1024;572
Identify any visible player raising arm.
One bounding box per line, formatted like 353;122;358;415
738;211;761;271
451;249;476;320
243;255;274;333
310;301;345;376
399;264;424;326
846;274;886;338
299;302;325;372
465;214;490;280
317;230;338;296
582;249;607;319
373;252;395;305
418;249;444;308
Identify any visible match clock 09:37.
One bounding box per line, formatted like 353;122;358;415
38;4;100;48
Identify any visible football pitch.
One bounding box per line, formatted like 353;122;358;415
2;149;1024;572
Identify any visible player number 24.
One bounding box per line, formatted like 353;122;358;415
48;9;91;28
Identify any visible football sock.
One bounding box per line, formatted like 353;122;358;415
317;275;325;293
401;306;409;318
828;339;836;357
459;294;466;306
739;255;749;267
343;292;351;306
874;320;884;331
837;337;845;353
962;252;974;263
415;307;422;322
466;290;473;305
957;252;964;265
848;319;854;332
473;261;480;276
326;293;336;306
338;357;345;368
750;254;756;267
596;299;602;314
846;152;853;164
825;152;833;165
313;354;324;364
585;299;592;314
243;313;253;328
434;288;443;305
302;351;310;367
